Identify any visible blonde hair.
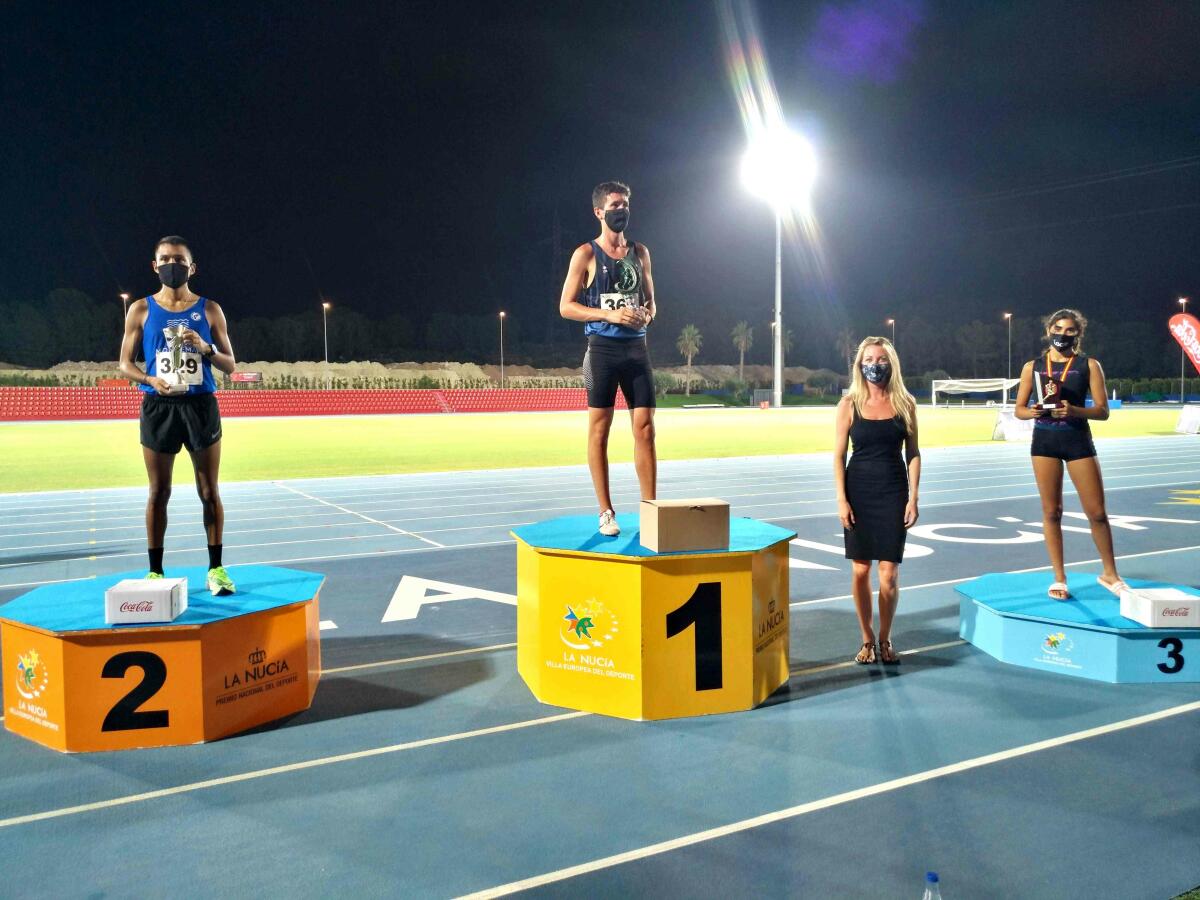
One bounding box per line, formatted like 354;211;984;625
848;336;916;434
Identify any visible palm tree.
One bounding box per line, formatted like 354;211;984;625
731;321;753;382
836;327;856;371
676;324;702;395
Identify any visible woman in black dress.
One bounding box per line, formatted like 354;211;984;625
833;337;921;664
1012;308;1124;600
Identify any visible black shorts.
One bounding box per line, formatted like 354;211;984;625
140;392;223;455
583;335;656;409
1031;425;1096;461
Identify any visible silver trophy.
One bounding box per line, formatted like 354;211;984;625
160;325;190;394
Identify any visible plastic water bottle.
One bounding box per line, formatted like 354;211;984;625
922;871;943;899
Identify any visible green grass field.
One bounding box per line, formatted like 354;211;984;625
0;407;1184;493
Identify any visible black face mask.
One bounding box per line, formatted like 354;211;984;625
1050;333;1078;352
604;208;629;233
157;262;191;289
861;362;891;385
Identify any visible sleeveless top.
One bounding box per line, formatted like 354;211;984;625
139;295;218;394
1027;352;1090;431
848;406;907;467
579;239;646;339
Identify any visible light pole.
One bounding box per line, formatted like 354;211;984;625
1004;312;1013;407
498;311;506;389
1181;297;1190;405
886;318;895;345
321;302;331;364
741;126;817;408
120;292;131;318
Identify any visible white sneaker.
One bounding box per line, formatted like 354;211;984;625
598;509;620;536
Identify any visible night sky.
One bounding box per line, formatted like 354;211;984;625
2;0;1197;366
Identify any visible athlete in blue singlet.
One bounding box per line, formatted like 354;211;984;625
1013;308;1124;601
118;236;238;595
559;181;659;536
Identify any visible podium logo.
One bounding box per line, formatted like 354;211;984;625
1042;631;1073;655
561;601;619;651
248;647;267;665
15;648;49;700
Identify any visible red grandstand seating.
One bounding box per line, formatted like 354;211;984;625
0;387;610;421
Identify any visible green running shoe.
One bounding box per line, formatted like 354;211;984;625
145;571;164;579
207;566;236;596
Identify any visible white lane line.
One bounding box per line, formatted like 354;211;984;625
788;542;1200;608
0;712;590;830
323;642;518;675
461;700;1200;898
267;482;446;549
0;639;972;827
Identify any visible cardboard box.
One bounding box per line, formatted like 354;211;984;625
639;498;730;553
1119;587;1200;628
104;577;189;625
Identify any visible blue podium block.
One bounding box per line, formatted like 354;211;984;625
958;572;1200;683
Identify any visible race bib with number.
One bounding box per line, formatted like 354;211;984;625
599;292;640;311
156;348;203;384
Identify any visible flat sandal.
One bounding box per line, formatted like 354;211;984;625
854;641;877;665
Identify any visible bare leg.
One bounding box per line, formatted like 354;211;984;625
629;406;657;501
587;407;616;511
142;447;175;549
189;440;224;546
877;560;899;649
1032;455;1067;596
1066;455;1120;583
851;560;876;659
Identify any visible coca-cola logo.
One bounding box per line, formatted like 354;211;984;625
119;600;155;612
1161;607;1193;617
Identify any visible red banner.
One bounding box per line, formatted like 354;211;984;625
1170;313;1200;376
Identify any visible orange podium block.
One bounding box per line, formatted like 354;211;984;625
1;566;323;752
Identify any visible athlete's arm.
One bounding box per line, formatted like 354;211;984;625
833;397;854;528
1012;360;1037;419
118;299;169;393
558;244;639;327
904;408;921;528
201;301;237;375
1059;358;1109;421
636;243;655;325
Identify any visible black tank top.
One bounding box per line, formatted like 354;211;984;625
1028;352;1090;430
848;406;907;465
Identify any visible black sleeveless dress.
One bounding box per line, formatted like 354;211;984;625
843;408;909;563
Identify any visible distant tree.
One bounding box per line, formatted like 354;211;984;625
731;321;753;382
676;324;702;395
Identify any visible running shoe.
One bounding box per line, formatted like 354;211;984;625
207;566;236;596
598;509;620;537
144;571;164;579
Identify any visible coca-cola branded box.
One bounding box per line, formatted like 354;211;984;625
1119;587;1200;629
104;577;189;625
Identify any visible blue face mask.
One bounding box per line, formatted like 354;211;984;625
861;362;891;385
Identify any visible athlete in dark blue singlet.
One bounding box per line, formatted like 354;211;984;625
559;181;658;536
118;236;239;595
1013;308;1124;601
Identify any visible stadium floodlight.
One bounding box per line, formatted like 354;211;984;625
1004;313;1013;391
886;318;895;345
741;126;817;408
321;302;331;364
499;311;506;389
120;292;131;318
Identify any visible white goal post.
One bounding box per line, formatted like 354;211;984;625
931;378;1021;407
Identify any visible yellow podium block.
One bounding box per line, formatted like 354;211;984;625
1;566;323;752
513;515;794;720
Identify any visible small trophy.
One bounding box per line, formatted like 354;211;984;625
160;325;190;394
1032;370;1061;411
